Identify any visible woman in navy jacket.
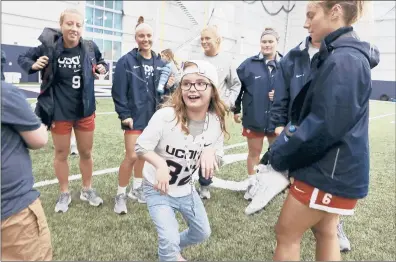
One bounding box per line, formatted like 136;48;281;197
234;28;282;201
111;16;172;214
262;1;380;260
18;9;108;213
271;35;354;251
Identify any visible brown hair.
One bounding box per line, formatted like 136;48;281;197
261;27;280;41
316;1;366;25
136;16;145;28
59;8;83;25
161;49;180;71
161;80;230;139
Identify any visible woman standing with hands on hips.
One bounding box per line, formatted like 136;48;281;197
18;8;108;213
111;16;173;214
136;60;227;261
261;1;380;260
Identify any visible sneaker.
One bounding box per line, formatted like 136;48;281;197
245;166;289;215
128;187;146;204
337;221;351;252
114;193;128;214
198;185;211;199
244;174;259;201
70;144;79;156
55;192;72;213
80;188;103;206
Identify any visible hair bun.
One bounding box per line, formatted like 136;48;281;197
138;16;144;24
264;27;274;31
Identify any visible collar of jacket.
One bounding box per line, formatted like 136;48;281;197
254;51;282;62
316;26;354;66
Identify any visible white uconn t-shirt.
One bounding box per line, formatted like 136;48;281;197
135;107;224;197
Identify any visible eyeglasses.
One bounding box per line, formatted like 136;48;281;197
180;82;211;91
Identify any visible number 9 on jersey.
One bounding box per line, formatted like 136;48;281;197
72;75;81;89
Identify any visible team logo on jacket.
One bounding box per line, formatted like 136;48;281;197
143;64;154;78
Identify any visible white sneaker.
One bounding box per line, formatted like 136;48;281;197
337;221;351;252
199;186;211;199
244;174;259;201
245;165;289;215
70;144;79;156
55;192;72;213
114;193;128;214
128;187;146;204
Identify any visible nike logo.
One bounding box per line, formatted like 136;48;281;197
255;76;261;79
296;74;304;78
74;69;81;73
294;185;305;193
204;143;212;147
133;66;140;69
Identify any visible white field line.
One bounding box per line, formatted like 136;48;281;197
32;112;395;188
369;113;395;121
33;143;248;188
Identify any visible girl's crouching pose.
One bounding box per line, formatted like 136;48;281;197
135;60;228;261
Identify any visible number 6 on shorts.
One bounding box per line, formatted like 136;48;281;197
322;193;332;205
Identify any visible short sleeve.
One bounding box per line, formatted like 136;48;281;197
1;84;41;132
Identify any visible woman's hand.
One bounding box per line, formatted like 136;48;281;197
32;56;49;71
200;147;219;179
122;118;133;129
166;74;175;89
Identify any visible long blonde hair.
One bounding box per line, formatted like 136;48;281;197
161;81;230;139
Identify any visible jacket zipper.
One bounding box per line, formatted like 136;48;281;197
331;148;340;179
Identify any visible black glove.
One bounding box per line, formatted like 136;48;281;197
259;148;270;165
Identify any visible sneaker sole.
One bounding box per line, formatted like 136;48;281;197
80;195;103;207
340;247;351;252
114;208;127;215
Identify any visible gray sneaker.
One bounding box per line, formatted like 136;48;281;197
55;192;72;213
199;186;211;199
114;193;128;214
80;188;103;207
127;187;146;204
337;221;351;252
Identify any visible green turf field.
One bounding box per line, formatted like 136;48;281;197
28;98;396;261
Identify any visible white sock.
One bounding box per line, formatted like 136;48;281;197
117;186;127;195
133;178;143;190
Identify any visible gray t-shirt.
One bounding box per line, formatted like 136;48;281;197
1;82;41;220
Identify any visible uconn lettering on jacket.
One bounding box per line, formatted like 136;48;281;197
58;56;82;69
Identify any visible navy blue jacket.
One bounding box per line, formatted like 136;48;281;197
1;49;5;81
112;48;168;130
235;52;282;133
269;27;380;199
18;28;107;128
271;37;313;128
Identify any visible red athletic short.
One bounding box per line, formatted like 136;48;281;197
125;130;143;135
289;179;358;215
51;113;96;135
242;128;276;139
